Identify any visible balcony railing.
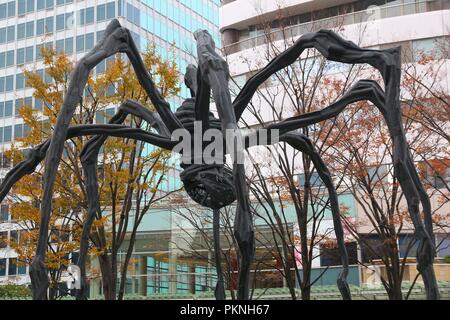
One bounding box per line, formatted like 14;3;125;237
223;0;447;55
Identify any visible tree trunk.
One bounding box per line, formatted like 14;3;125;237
98;254;116;300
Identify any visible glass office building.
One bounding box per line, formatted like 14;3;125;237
0;0;221;293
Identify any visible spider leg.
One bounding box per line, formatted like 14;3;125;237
233;29;438;299
213;209;226;300
184;64;198;98
2;124;173;300
0;123;172;206
31;19;183;299
75;100;170;300
232;30;393;121
278;132;352;300
267;80;386;135
194;29;254;300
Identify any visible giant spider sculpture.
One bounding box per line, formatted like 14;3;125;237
0;19;440;300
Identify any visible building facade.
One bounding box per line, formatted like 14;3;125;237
219;0;450;293
0;0;221;290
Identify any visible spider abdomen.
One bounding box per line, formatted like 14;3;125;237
174;98;236;209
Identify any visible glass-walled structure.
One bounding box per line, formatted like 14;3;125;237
0;0;220;289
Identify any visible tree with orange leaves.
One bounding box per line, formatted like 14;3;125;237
6;45;180;300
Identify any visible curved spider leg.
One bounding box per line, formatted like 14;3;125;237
268;80;387;135
3;127;173;300
75;100;171;300
31;19;184;299
194;29;254;300
0;121;172;206
232;30;438;299
272;80;436;299
279;133;351;300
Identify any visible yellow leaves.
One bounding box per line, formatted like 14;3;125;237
92;216;108;229
9;36;180;274
10;203;40;222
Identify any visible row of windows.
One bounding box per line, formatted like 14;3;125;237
0;123;29;143
0;257;27;277
0;72;27;92
141;0;219;27
0;2;115;44
0;0;76;21
0;105;116;147
0;32;109;80
126;2;220;58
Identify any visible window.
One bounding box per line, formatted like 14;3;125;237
0;4;7;20
16;73;25;89
0;28;6;43
195;266;209;292
85;33;94;50
320;242;358;266
26;21;34;37
18;0;26;15
25;46;33;63
56;13;65;30
34;98;43;111
45;16;54;33
106;2;115;19
65;12;73;28
8;257;17;276
14;124;23;139
10;230;18;243
0;52;4;68
78;8;85;25
360;234;384;263
27;0;34;13
7;1;15;17
17;23;26;39
76;35;84;52
0;205;8;222
7;25;15;42
37;0;45;11
0;259;6;276
436;234;450;258
17;48;25;65
6;50;14;66
176;264;189;292
56;39;64;53
4;101;13;117
85;7;94;24
3;125;12;142
36;18;45;35
0;231;7;248
5;75;13;92
65;37;73;54
97;4;106;21
298;172;324;188
46;0;54;9
398;234;419;258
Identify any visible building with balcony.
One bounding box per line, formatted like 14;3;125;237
219;0;450;293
